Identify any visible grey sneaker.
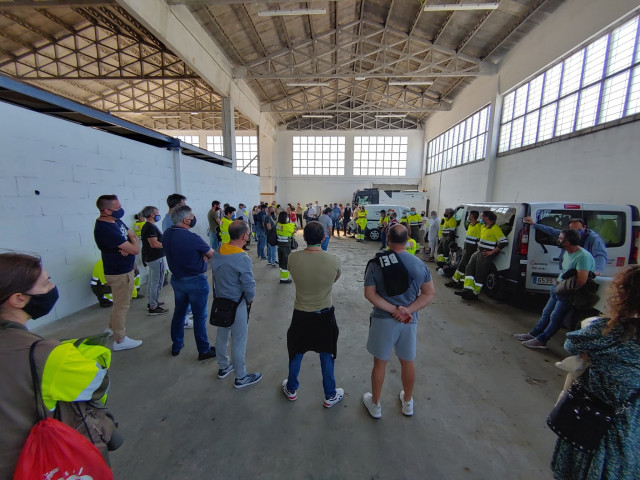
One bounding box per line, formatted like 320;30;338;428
323;388;344;408
218;364;234;379
363;392;382;419
522;338;547;349
399;390;414;416
234;372;262;389
514;333;535;341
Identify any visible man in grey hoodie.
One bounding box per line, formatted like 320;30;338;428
211;220;262;388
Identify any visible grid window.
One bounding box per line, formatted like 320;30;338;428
176;135;200;147
236;136;258;175
353;136;407;176
427;105;491;174
292;136;345;176
499;13;640;154
206;135;224;155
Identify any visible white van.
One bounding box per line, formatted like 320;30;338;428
360;204;412;241
450;202;640;309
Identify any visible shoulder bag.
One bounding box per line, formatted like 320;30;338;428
210;294;244;328
291;236;298;250
547;369;640;453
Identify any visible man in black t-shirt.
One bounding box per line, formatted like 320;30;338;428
94;194;143;351
141;205;168;316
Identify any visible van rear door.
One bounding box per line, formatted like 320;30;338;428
524;203;635;293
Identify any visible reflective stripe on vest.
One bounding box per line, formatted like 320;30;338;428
477;224;508;251
464;223;482;245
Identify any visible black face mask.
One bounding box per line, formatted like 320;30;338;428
22;286;59;319
188;216;197;228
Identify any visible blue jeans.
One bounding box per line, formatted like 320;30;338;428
170;274;210;354
256;231;267;258
208;230;220;251
267;244;277;264
332;218;340;235
530;284;574;343
215;299;249;379
287;352;336;399
321;237;330;251
381;232;387;249
147;257;165;309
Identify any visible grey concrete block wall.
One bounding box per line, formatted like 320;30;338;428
0;101;260;329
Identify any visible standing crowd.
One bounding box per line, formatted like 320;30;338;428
0;193;637;480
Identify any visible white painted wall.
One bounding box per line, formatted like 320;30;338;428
0;102;259;328
274;129;425;206
424;0;640;213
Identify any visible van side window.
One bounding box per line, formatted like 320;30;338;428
464;206;516;236
535;210;625;248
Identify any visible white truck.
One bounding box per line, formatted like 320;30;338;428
449;202;640;313
353;188;427;213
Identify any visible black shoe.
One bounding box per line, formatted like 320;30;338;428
171;348;181;357
147;302;165;309
280;279;292;284
444;280;462;289
460;290;478;301
454;290;464;296
99;300;113;308
198;347;217;361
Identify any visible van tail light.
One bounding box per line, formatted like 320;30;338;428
630;226;640;265
517;224;529;256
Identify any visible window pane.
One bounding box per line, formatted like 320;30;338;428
510;117;525;150
607;17;638;75
538;104;557;141
576;83;601;130
561;49;585;96
556;93;578;135
513;84;529;118
502;91;515;122
626;67;640;115
499;121;512;153
527;74;544;111
584;35;608;86
522;111;540;146
600;71;631;123
543;64;562;105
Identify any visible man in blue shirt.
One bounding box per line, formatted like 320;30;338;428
94;194;142;351
254;204;268;260
331;203;341;237
514;229;596;349
523;216;607;275
163;205;216;360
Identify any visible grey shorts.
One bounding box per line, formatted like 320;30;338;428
366;314;417;362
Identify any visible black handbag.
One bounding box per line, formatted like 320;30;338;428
209;294;244;328
547;373;639;453
291;236;298;250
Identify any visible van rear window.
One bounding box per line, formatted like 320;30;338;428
463;206;517;237
534;210;625;248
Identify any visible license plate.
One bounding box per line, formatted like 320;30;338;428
533;276;555;285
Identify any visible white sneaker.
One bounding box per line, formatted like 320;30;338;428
184;318;194;329
112;336;143;351
104;328;113;337
399;390;414;416
363;392;382;419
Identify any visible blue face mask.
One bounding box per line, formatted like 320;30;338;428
577;229;585;236
154;214;161;223
111;208;125;219
479;218;485;225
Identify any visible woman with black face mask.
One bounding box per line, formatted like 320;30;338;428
0;252;120;478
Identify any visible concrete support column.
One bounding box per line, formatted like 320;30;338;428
172;147;182;193
484;88;504;202
222;97;236;169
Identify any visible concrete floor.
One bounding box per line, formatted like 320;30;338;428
36;234;570;480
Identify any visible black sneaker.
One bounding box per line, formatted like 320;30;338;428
234;372;262;389
198;347;217;361
148;306;169;316
444;280;462;289
147;302;165;308
460;290;478;301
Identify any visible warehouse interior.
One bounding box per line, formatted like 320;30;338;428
1;0;639;478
